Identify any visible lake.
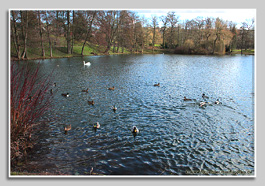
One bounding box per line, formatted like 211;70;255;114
18;54;255;176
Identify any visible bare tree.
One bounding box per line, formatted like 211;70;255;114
10;11;21;59
151;15;158;53
37;11;45;57
160;15;168;48
98;10;119;54
212;18;225;54
71;10;75;54
239;19;255;54
66;10;71;54
81;11;97;56
45;11;54;57
20;11;29;59
167;12;179;49
193;17;205;47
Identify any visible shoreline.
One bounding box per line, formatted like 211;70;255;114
10;49;254;61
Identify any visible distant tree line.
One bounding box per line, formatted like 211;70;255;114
159;11;254;54
10;10;255;59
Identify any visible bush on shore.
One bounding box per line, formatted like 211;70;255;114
10;62;52;167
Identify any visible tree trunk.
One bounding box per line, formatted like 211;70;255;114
112;41;115;53
21;11;28;59
81;11;96;56
103;11;118;54
71;11;75;54
152;27;156;54
162;30;165;49
104;41;112;54
66;11;71;54
45;11;52;57
241;30;244;55
37;11;45;57
55;11;60;44
152;27;156;53
213;37;217;54
11;11;20;59
116;42;120;53
141;40;144;54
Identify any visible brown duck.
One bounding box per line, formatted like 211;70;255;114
64;124;71;134
184;96;192;101
82;88;89;93
108;86;115;90
88;100;95;105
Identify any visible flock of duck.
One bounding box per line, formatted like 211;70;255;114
53;61;222;138
184;93;222;107
153;83;221;107
51;61;139;137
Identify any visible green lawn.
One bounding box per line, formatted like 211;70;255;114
231;49;254;55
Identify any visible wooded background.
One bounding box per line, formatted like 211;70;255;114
10;10;255;60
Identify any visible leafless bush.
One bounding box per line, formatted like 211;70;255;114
10;62;52;165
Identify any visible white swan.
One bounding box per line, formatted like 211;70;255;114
83;61;91;66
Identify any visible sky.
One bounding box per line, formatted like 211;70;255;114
133;9;256;27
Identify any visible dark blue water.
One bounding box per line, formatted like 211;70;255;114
24;54;255;176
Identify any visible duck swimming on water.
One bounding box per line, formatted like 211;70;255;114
108;86;115;90
82;88;89;92
61;93;69;97
131;126;139;135
93;122;100;129
199;101;207;107
88;100;95;105
64;124;71;134
215;99;221;104
112;105;117;112
202;93;209;99
184;96;192;101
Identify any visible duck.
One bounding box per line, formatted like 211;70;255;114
131;126;139;134
202;93;209;99
93;122;100;129
184;96;192;101
88;100;95;105
154;83;160;87
82;88;89;92
215;99;221;104
64;124;71;133
199;101;207;107
61;93;69;97
108;86;115;90
112;105;117;112
53;82;57;87
83;61;91;66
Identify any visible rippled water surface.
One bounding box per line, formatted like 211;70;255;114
23;54;254;175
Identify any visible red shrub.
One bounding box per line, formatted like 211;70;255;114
10;62;52;165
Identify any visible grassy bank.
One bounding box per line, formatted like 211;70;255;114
11;42;254;61
230;49;255;55
11;41;132;61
